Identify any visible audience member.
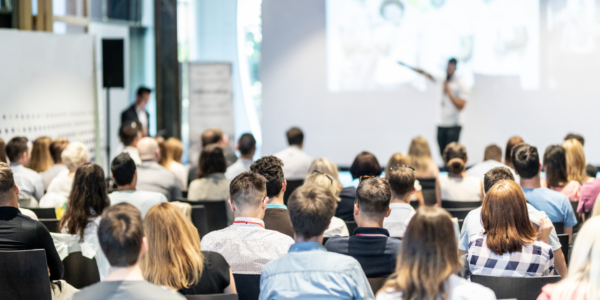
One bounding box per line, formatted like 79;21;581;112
436;142;483;206
383;165;417;237
468;180;555;277
408;136;439;178
70;203;185;300
225;133;256;180
119;121;143;165
41;141;89;208
121;86;151;137
29;136;53;173
304;172;349;237
136;137;181;201
385;153;424;207
0;138;5;163
142;203;236;295
563;139;590;184
326;177;401;278
274;127;313;180
466;144;515;182
505;135;524;170
109;153;167;218
260;185;373;300
5;136;44;202
338;151;382;221
586;164;597;179
250;156;295;238
513;144;577;241
201;172;294;274
377;207;494;300
202;128;238;166
41;138;68;190
564;133;584;146
543;145;581;201
161;137;188;191
308;157;344;198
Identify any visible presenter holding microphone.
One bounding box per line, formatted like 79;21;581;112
436;58;469;157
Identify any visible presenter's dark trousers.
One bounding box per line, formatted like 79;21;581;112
437;126;462;156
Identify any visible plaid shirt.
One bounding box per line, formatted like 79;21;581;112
468;233;554;277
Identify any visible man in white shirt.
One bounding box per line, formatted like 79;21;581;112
201;172;294;274
466;144;516;182
274;127;313;180
383;165;416;237
119;121;143;166
121;87;151;137
5;137;44;203
225;133;256;180
109;153;167;218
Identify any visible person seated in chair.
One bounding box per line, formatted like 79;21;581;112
119;121;143;166
383;165;417;238
274;127;313;181
136;137;181;201
225;133;256;180
5;137;44;202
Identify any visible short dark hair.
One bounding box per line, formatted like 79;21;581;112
238;133;256;156
230;172;267;210
388;166;415;197
448;58;458;65
288;185;337;239
5;137;28;163
49;138;69;164
511;144;540;179
286;127;304;146
0;162;15;196
136;86;151;97
543;145;568;189
350;151;382;180
198;144;227;178
586;164;597;179
119;121;142;146
356;177;391;219
250;156;284;198
201;128;224;147
98;203;144;267
111;153;137;186
564;133;584;146
484;144;502;162
443;142;467;174
483;167;515;193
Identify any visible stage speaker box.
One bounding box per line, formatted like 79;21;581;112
102;39;124;88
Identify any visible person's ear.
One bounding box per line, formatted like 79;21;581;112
155;149;160;160
228;199;236;213
262;197;268;211
411;187;416;195
13;184;19;198
282;180;287;193
385;206;392;218
354;202;359;216
140;237;149;253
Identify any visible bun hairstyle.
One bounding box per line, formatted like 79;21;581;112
443;142;467;175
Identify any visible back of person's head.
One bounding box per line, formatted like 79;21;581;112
60;163;110;241
350;151;382;180
388;165;416;198
230;172;267;210
356;177;391;220
385;153;411;179
250;156;284;198
505;136;524;168
98;203;144;267
5;136;29;163
201;128;224;147
482;180;536;255
136;86;151;98
483;144;502;162
161;137;183;169
408;137;433;162
49;138;69;164
111;153;137;186
543;145;568;189
238;133;256;156
443;142;467;175
0;162;15;205
0;138;6;163
119;121;142;146
587;164;597;179
304;172;341;200
288;185;338;240
142;203;203;290
383;207;459;298
483;167;515;193
511;143;539;179
307;158;343;196
563;139;587;184
564;133;584;146
61;141;89;170
286;127;304;146
198;144;227;178
29;136;53;173
137;137;159;161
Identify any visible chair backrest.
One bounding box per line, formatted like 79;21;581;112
471;275;561;300
557;234;569;266
0;249;52;300
185;294;239;300
19;197;35;208
345;221;358;235
322;237;330;245
441;200;481;209
30;208;57;219
233;274;261;300
39;218;60;233
283;180;304;205
62;251;101;289
410;200;419;210
367;277;387;295
190;205;209;238
553;222;565;235
570;201;582;233
175;199;228;233
417;178;436;190
422;189;437;206
445;208;473;220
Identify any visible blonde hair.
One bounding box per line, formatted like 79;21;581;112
142;203;203;290
304;172;341;201
386;153;411;180
160;137;184;170
308;158;343;197
592;195;600;218
549;217;600;300
563;139;588;184
61;142;88;171
408;137;435;176
29;136;53;173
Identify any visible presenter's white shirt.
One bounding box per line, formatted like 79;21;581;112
136;107;148;130
274;146;313;180
439;75;471;126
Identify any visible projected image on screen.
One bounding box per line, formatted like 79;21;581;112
326;0;540;92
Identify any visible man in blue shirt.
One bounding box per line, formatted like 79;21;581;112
325;176;401;278
512;144;577;242
260;185;374;300
6;137;44;203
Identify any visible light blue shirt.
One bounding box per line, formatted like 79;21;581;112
108;190;168;218
522;188;577;227
10;163;44;201
259;242;374;300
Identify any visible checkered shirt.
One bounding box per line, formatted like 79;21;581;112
468;233;554;277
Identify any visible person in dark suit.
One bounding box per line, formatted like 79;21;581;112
121;87;151;136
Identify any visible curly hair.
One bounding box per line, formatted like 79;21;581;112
250;156;285;198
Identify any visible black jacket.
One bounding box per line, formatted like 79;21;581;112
121;104;149;127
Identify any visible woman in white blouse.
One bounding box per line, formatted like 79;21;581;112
40;141;88;208
435;142;483;206
160;137;188;192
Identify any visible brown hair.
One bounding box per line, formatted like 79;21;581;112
230;172;267;210
408;137;435;176
288;185;338;240
0;138;6;163
98;203;144;267
563;139;588;184
543;145;568;189
381;207;460;300
443;142;467;175
142;203;203;290
198;144;227;178
49;138;69;164
286;127;304;146
356;177;391;219
119;121;142;146
388;166;416;197
385;153;411;179
0;162;15;197
201;128;223;147
481;180;536;255
161;137;184;170
505;136;524;169
250;156;285;198
29;136;53;173
304;172;341;201
350;151;382;180
483;167;515;193
483;144;502;162
5;136;28;163
308;158;343;197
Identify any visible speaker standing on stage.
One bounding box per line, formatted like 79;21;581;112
122;87;151;137
437;58;470;157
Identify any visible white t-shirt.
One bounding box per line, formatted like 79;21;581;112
109;190;168;218
324;216;350;237
383;203;416;238
438;174;482;201
273;146;313;180
225;158;253;180
466;160;517;183
439;75;471;126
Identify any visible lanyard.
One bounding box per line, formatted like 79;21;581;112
233;221;264;228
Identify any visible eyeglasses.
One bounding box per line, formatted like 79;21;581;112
312;170;334;185
390;164;415;172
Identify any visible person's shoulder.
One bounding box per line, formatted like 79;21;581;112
375;287;401;300
449;275;496;300
324;235;350;251
135;281;187;299
137;190;168;202
263;228;295;244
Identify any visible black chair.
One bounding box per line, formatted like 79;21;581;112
445;208;473;220
367;277;387;295
441;200;481;209
471;275;561;300
422;189;437;206
175;199;228;233
283;179;304;205
552;222;565;235
322;237;330;245
458;219;464;232
233;274;260;300
0;249;52;300
186;295;239;300
182;190;189;199
39;218;60;233
345;221;358;235
417;178;436;189
557;234;569;266
29;208;57;219
62;251;101;289
190;205;209;238
410;200;419;210
571;201;582;233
